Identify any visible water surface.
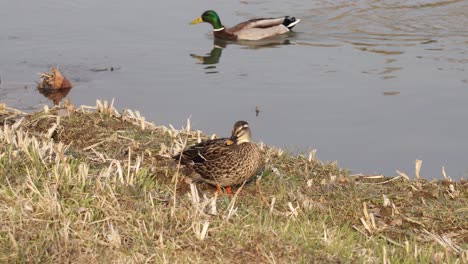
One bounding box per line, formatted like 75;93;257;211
1;0;467;179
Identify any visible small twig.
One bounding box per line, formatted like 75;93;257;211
352;225;371;239
83;139;110;150
396;170;410;180
225;182;246;221
422;229;462;253
441;166;452;181
359;175;402;185
401;215;424;227
415;159;422;179
350;174;385;179
379;234;404;247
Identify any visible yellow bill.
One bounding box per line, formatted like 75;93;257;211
226;139;235;145
191;17;203;25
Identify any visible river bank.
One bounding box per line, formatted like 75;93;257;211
0;101;466;263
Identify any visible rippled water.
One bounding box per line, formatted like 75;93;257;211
1;0;467;178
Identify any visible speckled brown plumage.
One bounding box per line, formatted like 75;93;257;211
173;121;263;188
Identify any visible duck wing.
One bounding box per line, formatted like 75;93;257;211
173;138;231;165
227;17;298;41
228;17;282;31
245;17;288;29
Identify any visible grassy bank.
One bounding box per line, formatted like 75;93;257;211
0;101;467;263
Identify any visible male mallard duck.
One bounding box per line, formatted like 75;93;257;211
191;10;300;41
173;121;263;194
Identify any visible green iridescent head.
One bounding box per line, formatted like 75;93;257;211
191;10;224;30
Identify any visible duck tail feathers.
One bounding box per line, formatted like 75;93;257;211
283;16;300;30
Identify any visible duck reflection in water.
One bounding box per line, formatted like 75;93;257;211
190;39;227;66
190;38;292;73
37;86;72;106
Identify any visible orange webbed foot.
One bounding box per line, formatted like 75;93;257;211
216;185;233;195
216;185;223;195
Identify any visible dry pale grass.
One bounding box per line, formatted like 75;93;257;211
0;100;467;263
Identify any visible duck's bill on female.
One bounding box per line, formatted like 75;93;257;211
191;17;203;24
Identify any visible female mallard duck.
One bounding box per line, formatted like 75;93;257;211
173;121;263;194
191;10;300;41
